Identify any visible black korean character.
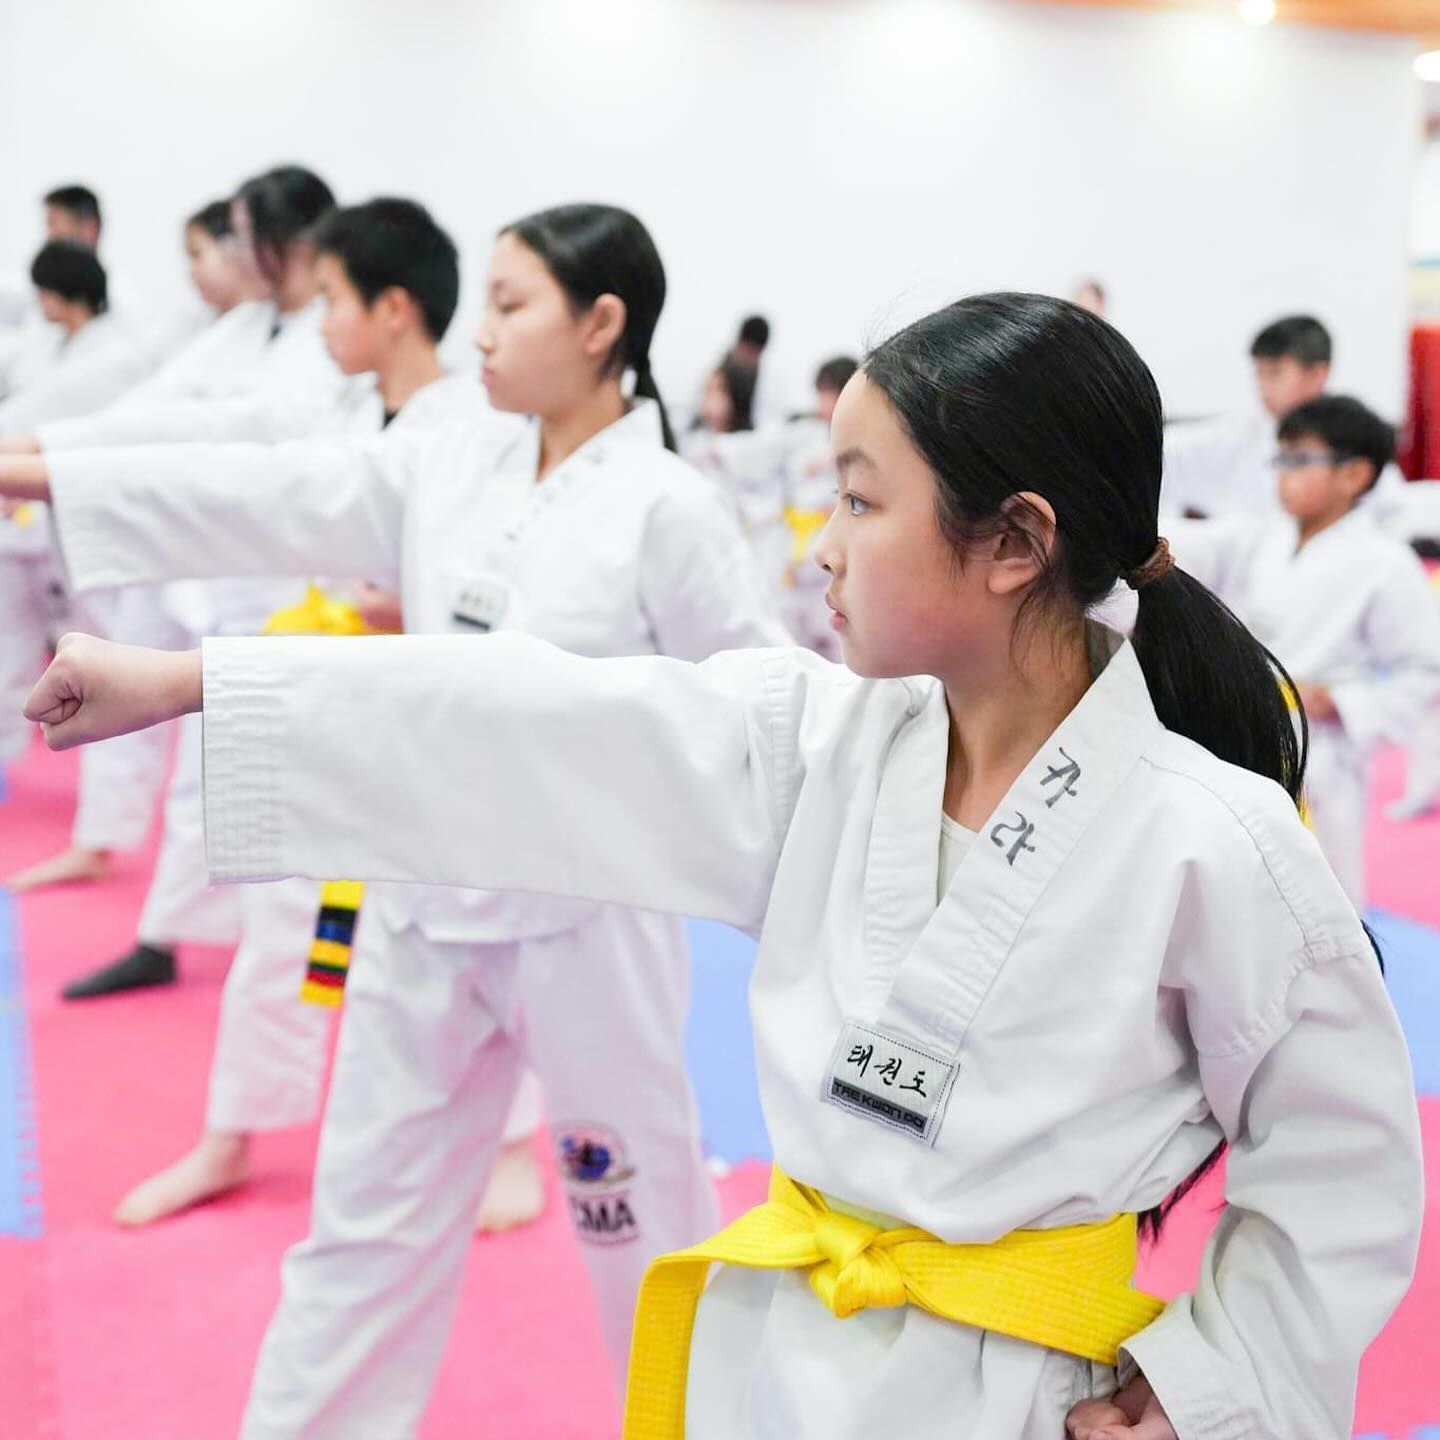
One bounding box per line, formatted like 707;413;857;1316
876;1056;902;1087
900;1069;928;1098
989;813;1037;867
846;1043;874;1076
1040;748;1082;808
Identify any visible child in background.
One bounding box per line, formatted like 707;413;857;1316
1;164;345;933
184;199;269;317
0;203;787;1435
686;355;858;656
1162;314;1330;518
1166;395;1440;904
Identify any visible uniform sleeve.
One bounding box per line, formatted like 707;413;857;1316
47;431;418;594
638;481;792;658
1161;418;1247;518
202;633;802;933
0;342;153;434
1123;940;1423;1439
1328;550;1440;751
37;388;343;451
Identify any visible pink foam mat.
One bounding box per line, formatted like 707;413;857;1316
3;735;1437;1437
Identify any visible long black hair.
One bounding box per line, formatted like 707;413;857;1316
501;203;677;451
864;293;1309;1238
235;165;336;287
691;355;757;434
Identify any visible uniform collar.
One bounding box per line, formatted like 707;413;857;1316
509;397;666;480
863;626;1158;980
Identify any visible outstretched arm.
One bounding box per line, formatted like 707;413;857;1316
27;631;804;932
0;432;414;593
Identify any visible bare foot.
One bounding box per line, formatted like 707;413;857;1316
475;1138;546;1234
113;1132;252;1227
7;846;112;892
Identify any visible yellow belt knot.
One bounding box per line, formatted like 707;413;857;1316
809;1209;908;1317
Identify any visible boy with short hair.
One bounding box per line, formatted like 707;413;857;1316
1169;394;1440;903
1163;314;1331;518
43;184;103;250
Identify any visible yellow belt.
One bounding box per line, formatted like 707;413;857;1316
262;582;379;639
622;1167;1163;1440
782;505;830;574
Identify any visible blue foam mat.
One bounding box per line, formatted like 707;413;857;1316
683;918;770;1165
684;909;1440;1168
0;887;42;1236
1366;909;1440;1098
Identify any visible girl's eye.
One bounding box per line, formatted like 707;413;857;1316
845;493;870;516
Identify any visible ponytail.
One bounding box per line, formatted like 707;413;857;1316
1131;566;1306;808
633;356;677;452
501;204;676;451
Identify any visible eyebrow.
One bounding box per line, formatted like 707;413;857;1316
834;447;875;480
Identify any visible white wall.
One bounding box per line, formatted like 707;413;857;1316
0;0;1421;417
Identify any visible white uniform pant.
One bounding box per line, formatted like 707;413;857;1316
204;874;543;1139
1304;726;1368;908
206;877;330;1133
1397;701;1440;811
0;550;50;763
239;906;718;1440
137;712;243;947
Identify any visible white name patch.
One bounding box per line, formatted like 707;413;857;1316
451;576;514;634
822;1021;958;1145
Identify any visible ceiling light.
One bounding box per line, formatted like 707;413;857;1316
1237;0;1277;24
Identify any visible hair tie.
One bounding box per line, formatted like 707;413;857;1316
1126;536;1174;590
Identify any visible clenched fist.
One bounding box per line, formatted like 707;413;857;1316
24;634;203;750
1066;1376;1177;1440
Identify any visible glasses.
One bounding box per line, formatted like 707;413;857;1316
1270;450;1349;471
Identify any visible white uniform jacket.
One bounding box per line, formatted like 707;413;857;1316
192;624;1422;1440
1162;412;1279;519
47;399;788;942
0;312;154;434
34;298;343;452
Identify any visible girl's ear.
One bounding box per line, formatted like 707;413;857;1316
986;492;1057;597
582;294;628;365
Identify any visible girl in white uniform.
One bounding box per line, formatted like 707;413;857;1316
8;166;347;978
20;292;1422;1440
3;205;787;1436
1;201;267;882
1164;396;1440;906
684;357;857;659
109;197;502;1228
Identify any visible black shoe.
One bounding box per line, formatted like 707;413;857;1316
61;944;176;1000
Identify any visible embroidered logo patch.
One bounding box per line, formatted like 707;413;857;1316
556;1123;640;1246
822;1022;959;1146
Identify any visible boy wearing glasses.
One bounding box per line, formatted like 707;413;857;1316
1162;314;1331;518
1166;395;1440;904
